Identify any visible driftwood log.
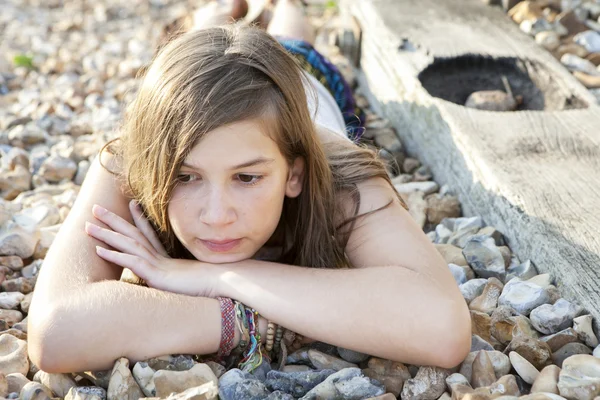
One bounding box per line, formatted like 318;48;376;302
346;0;600;331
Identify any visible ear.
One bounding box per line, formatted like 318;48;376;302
285;157;305;198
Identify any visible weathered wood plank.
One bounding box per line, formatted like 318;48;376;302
349;0;600;331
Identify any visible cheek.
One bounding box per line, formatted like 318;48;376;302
238;184;286;225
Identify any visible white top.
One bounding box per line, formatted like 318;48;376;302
302;72;350;141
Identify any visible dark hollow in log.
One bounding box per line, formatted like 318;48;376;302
418;55;589;111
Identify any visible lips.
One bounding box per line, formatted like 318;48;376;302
198;238;242;253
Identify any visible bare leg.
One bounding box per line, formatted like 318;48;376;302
266;0;315;45
191;0;249;30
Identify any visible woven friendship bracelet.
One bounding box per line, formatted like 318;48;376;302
216;297;236;360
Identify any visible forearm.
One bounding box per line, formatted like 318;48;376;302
29;279;266;373
216;261;470;368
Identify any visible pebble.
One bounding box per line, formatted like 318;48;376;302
400;366;448;400
498;278;551;316
19;381;54;400
505;336;553;370
300;368;385;400
307;349;358;371
106;358;144;400
557;354;600;399
465;90;518;111
572;314;599;348
536;31;561;50
32;371;77;398
337;347;370;364
0;222;39;259
509;351;540;384
526;273;553;289
64;386;107;400
6;373;30;394
552;342;593;368
520;18;554;36
153;363;218;398
435;244;469;266
460;278;488;303
0;334;29;376
361;357;411;397
530;298;584;335
573;30;600;53
264;369;335;398
463;235;507;280
469;277;504;314
531;364;561;394
560;53;600;75
0;292;25;310
394;181;439;195
459;351;511;383
38;154;77;182
540;328;580;352
425;194;461;225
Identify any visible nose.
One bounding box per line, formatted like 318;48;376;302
199;185;237;226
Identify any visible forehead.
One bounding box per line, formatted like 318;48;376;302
184;119;283;167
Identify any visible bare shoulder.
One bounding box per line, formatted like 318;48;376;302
337;177;452;285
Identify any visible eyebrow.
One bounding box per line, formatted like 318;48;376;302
182;157;276;171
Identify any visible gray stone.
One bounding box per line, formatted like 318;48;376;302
573;30;600;53
530;299;584;335
449;263;468;285
553;342;593;368
471;335;494;352
336;347;370;363
560;53;600;75
460;279;488;304
265;369;335;398
463;235;506;280
300;368;385;400
498;278;551;316
64;386;107;400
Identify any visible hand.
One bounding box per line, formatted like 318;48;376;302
84;201;217;298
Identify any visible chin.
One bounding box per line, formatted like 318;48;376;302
190;250;252;264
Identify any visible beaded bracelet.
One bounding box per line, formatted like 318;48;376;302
228;301;250;363
216;297;236;361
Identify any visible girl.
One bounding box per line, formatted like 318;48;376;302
27;0;470;375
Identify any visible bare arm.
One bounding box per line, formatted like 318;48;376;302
214;177;471;368
27;154;265;373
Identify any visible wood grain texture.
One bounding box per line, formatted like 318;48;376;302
348;0;600;331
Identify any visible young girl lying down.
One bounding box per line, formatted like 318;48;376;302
27;0;470;374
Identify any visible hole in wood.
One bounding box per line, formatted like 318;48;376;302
418;55;588;111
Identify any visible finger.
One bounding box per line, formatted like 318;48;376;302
129;200;169;257
95;246;158;284
92;204;156;255
86;222;155;261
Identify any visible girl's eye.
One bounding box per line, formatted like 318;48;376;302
177;174;200;184
237;174;263;186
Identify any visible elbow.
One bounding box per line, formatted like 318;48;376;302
27;304;71;373
434;302;472;369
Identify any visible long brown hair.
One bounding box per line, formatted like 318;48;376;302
101;25;405;269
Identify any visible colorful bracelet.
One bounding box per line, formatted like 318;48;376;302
216;297;236;360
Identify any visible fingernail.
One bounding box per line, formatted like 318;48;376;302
93;204;107;216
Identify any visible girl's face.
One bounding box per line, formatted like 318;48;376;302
167;119;304;264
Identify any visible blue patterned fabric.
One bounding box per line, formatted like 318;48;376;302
278;37;365;142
